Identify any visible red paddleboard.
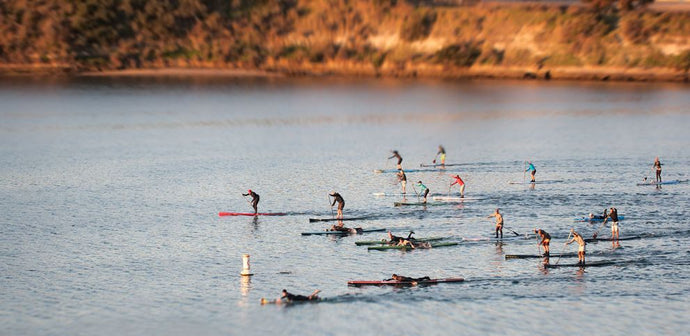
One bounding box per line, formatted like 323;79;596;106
348;277;464;286
218;212;287;217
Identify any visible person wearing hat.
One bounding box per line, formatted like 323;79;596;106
488;208;504;239
450;174;465;198
389;150;403;170
566;229;587;265
242;189;260;214
416;181;429;203
329;191;345;219
534;228;551;256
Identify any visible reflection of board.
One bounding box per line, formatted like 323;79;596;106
367;242;458;251
301;228;386;236
636;179;687;186
544;260;616;268
348;277;465;286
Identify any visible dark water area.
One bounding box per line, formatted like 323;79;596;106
1;76;689;335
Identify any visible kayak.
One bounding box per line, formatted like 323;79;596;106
308;216;371;222
585;236;641;242
355;237;446;246
219;212;287;216
348;277;465;286
574;215;625;222
367;242;458;251
544;260;616;268
636;179;688;186
301;228;386;236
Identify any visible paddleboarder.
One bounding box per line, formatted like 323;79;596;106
605;207;620;241
242;189;260;214
329;191;345;219
450;174;465;198
566;229;586;265
653;157;662;182
416;181;429;203
534;228;551;256
588;209;607;220
280;289;321;302
525;161;536;182
397;169;407;194
488;208;504;239
389;150;403;170
435;145;446;165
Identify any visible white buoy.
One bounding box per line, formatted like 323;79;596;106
241;253;253;276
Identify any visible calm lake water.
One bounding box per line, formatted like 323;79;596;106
1;76;689;335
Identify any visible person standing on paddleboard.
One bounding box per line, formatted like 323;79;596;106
242;189;260;214
397;169;407;194
416;181;429;203
329;191;345;219
605;207;620;241
566;229;586;265
488;208;504;239
535;228;551;256
435;145;446;165
653;157;662;183
389;150;403;170
450;174;465;198
525;161;536;182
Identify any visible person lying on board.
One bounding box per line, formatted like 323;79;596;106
262;289;321;304
387;231;414;244
242;189;260;214
588;209;607;220
566;229;586;265
534;228;551;256
329;220;349;232
389;150;403;170
384;274;432;282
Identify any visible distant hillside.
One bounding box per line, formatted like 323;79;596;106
1;0;689;81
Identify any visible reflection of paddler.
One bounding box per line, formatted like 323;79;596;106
389;150;403;170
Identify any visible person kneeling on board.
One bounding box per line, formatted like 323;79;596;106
534;228;551;256
385;274;431;282
242;189;260;214
566;229;586;265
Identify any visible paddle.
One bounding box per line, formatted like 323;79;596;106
592;217;608;239
328;194;335;219
411;184;420;202
535;231;542;255
504;227;520;237
447;183;452;197
523;161;527;184
242;194;254;212
555;230;573;265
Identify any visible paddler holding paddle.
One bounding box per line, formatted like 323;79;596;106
242;189;260;215
450;174;465;198
329;191;345;219
434;145;446;166
653;157;662;183
397;169;407;194
566;229;586;265
488;208;504;239
416;181;429;203
389;150;403;170
534;228;551;256
605;207;620;241
525;161;537;182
